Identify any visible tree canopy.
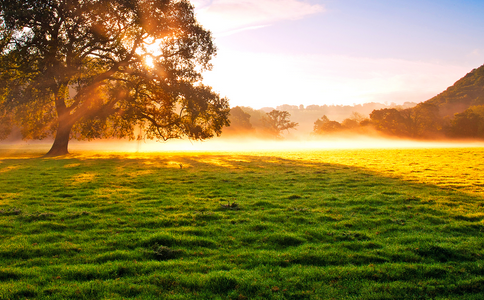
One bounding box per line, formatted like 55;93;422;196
313;115;342;134
448;105;484;138
313;113;369;135
263;110;298;138
224;106;252;134
0;0;230;156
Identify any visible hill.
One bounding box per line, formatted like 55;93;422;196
426;64;484;117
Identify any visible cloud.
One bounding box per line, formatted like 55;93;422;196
193;0;325;36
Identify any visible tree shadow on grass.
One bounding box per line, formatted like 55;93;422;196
0;151;483;299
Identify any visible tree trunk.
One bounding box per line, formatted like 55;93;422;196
45;119;73;157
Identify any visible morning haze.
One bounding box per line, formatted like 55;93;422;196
1;1;484;299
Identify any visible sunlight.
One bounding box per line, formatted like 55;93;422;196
144;55;155;69
137;37;164;69
70;173;97;185
196;157;238;168
203;51;470;108
46;137;484;154
127;137;484;152
0;165;21;173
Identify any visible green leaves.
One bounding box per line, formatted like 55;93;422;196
0;0;229;155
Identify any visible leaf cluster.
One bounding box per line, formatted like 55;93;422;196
0;0;229;143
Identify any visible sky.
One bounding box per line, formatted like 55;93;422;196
190;0;484;109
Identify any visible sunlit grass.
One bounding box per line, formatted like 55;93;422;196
0;148;483;299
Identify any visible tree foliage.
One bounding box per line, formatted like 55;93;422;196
448;105;484;138
263;110;298;137
224;106;252;134
369;108;406;136
404;103;441;138
0;0;230;155
239;106;267;130
313;115;342;134
313;113;369;135
368;103;442;138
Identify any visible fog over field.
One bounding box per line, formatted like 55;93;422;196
2;1;484;299
2;137;484;157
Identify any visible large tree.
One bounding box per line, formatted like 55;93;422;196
398;103;441;138
263;110;298;138
0;0;229;156
369;108;406;136
369;103;442;138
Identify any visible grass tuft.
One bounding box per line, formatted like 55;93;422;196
1;148;483;299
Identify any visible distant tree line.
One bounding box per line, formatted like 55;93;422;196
223;102;418;137
313;65;484;139
275;102;417;114
226;64;484;140
313;112;366;135
274;102;416;122
223;107;298;138
225;102;484;140
312;104;484;139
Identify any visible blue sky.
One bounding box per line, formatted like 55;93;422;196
192;0;484;108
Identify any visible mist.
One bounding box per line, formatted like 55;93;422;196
2;135;483;157
102;136;484;152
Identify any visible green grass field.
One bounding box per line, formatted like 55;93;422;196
1;147;483;299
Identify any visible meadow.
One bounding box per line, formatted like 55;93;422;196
0;147;483;299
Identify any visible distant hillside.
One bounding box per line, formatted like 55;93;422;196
223;64;484;139
426;64;484;117
362;64;484;139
